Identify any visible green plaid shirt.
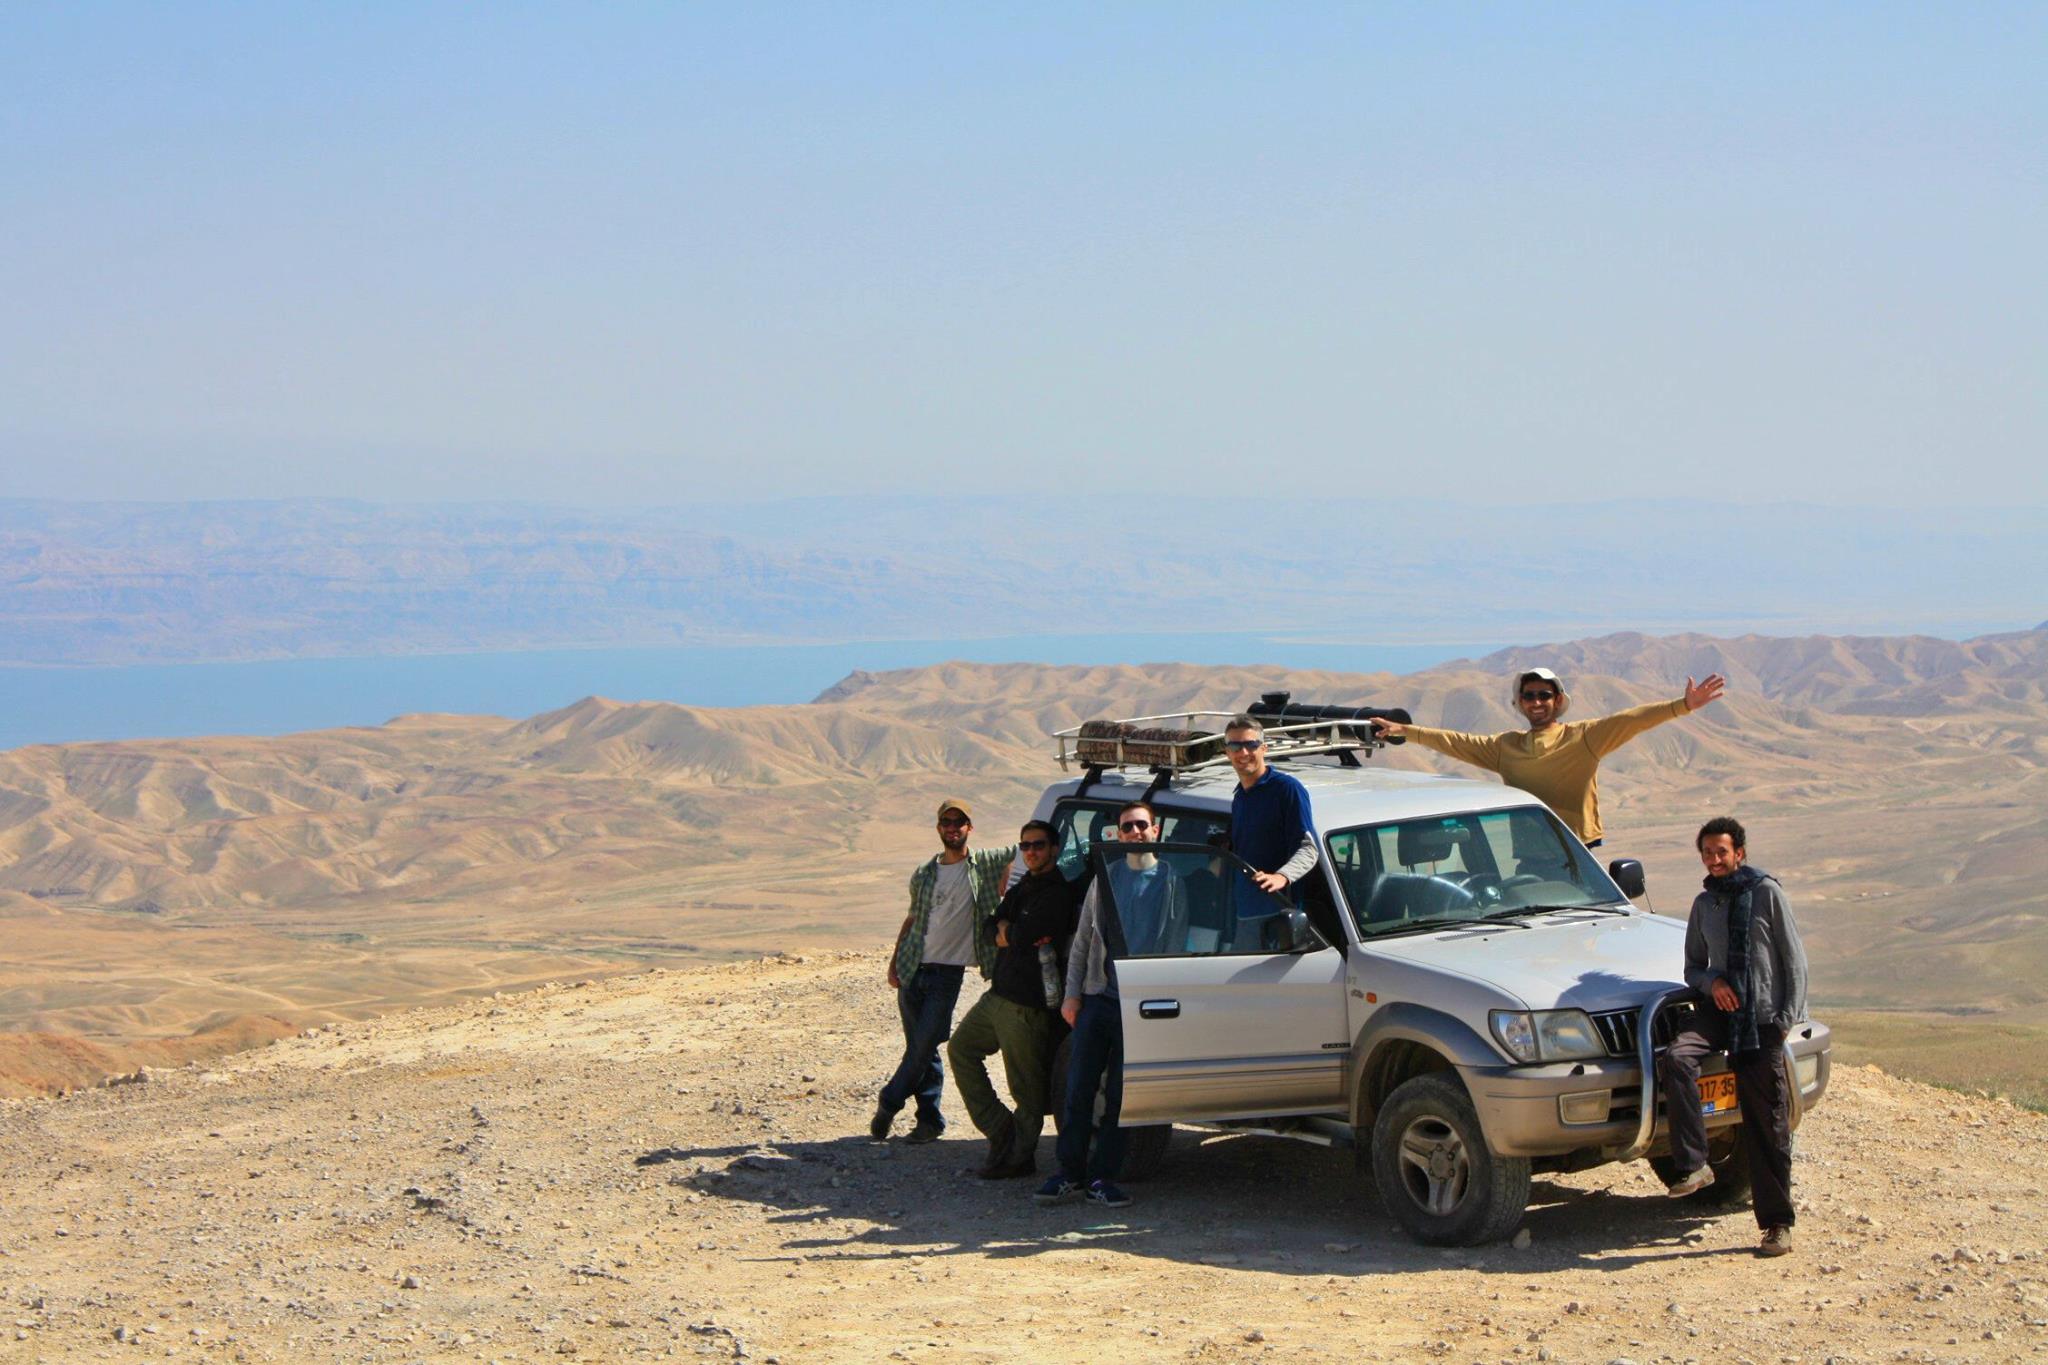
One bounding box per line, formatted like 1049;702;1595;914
894;845;1017;982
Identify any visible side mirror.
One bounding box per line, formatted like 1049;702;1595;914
1607;858;1647;899
1262;907;1323;953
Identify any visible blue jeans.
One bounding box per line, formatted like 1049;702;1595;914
879;964;965;1127
1055;993;1125;1183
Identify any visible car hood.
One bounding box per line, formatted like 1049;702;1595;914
1361;911;1689;1012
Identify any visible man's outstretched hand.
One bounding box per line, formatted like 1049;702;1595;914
1251;870;1288;894
1684;674;1727;712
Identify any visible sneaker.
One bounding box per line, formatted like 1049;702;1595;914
868;1104;895;1142
1034;1175;1082;1205
905;1119;943;1145
1757;1225;1794;1257
1666;1165;1716;1198
1086;1178;1132;1208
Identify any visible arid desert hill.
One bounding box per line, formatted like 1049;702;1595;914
3;951;2047;1364
2;626;2046;1101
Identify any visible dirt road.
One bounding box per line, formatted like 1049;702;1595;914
3;954;2044;1363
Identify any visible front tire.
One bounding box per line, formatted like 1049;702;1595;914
1371;1072;1531;1246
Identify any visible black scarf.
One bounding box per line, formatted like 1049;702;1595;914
1702;863;1768;1056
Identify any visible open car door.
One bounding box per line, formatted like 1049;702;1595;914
1095;841;1351;1124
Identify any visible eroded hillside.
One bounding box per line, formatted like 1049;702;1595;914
2;629;2046;1098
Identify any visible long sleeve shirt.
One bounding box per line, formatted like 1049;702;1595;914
893;844;1018;981
1400;698;1689;844
1683;874;1809;1032
989;867;1084;1010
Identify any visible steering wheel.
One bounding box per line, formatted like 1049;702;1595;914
1458;872;1505;905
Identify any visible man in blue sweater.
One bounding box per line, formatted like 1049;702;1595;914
1225;714;1319;939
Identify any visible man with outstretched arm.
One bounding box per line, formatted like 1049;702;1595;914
947;820;1084;1179
1369;668;1725;847
871;799;1016;1145
1039;800;1186;1210
1658;815;1809;1257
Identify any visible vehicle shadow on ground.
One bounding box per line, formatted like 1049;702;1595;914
634;1126;1741;1276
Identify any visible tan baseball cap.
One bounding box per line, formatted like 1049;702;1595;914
935;798;973;821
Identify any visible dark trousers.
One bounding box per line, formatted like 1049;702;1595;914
1659;1007;1794;1229
878;964;966;1128
1055;993;1125;1184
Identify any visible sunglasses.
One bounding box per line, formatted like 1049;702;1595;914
1519;689;1558;702
1224;738;1264;752
1018;838;1053;851
938;817;969;828
1117;819;1153;832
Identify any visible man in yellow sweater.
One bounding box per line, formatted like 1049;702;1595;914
1368;667;1726;847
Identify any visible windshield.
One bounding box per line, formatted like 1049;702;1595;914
1325;806;1627;938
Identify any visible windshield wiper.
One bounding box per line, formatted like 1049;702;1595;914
1380;913;1529;935
1499;902;1630;917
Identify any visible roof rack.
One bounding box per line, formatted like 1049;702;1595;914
1053;708;1393;775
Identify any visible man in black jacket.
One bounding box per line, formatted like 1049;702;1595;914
946;820;1083;1178
1659;815;1810;1257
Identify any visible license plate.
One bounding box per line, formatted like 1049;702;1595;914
1697;1072;1739;1115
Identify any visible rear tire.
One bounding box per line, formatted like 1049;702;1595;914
1046;1033;1172;1183
1371;1072;1530;1246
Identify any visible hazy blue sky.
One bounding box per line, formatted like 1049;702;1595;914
3;4;2042;507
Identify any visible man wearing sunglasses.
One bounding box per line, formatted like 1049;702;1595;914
1039;801;1188;1208
872;800;1018;1145
1368;668;1727;849
1225;715;1320;923
947;819;1085;1178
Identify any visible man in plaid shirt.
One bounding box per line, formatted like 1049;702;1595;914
870;798;1017;1144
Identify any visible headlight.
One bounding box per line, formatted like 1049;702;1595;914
1489;1009;1608;1064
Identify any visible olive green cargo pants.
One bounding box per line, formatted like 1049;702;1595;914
946;990;1053;1166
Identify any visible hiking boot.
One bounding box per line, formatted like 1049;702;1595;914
1665;1165;1715;1198
1757;1225;1794;1257
1034;1174;1082;1206
1086;1178;1132;1208
976;1114;1018;1177
868;1104;895;1142
905;1118;943;1145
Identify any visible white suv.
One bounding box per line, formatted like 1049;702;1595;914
1035;707;1831;1246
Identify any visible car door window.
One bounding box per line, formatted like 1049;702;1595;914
1050;799;1229;882
1093;840;1319;958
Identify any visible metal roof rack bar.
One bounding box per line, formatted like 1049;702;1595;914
1052;710;1389;774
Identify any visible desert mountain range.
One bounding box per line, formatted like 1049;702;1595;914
3;627;2046;1103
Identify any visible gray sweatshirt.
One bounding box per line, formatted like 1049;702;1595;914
1682;874;1809;1032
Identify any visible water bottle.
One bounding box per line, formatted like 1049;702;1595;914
1037;941;1062;1008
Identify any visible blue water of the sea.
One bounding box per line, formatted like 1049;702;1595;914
0;633;1494;750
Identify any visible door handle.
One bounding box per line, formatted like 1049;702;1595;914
1138;999;1180;1019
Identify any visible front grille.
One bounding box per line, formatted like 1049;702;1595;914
1590;999;1697;1057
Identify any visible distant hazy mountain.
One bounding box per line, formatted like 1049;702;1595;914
1;496;2042;664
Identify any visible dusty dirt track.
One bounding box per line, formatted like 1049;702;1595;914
3;953;2046;1364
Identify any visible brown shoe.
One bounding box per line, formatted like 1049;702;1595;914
1757;1225;1794;1257
976;1114;1018;1176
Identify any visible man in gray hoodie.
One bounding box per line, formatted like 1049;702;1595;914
1659;815;1809;1257
1036;800;1187;1209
